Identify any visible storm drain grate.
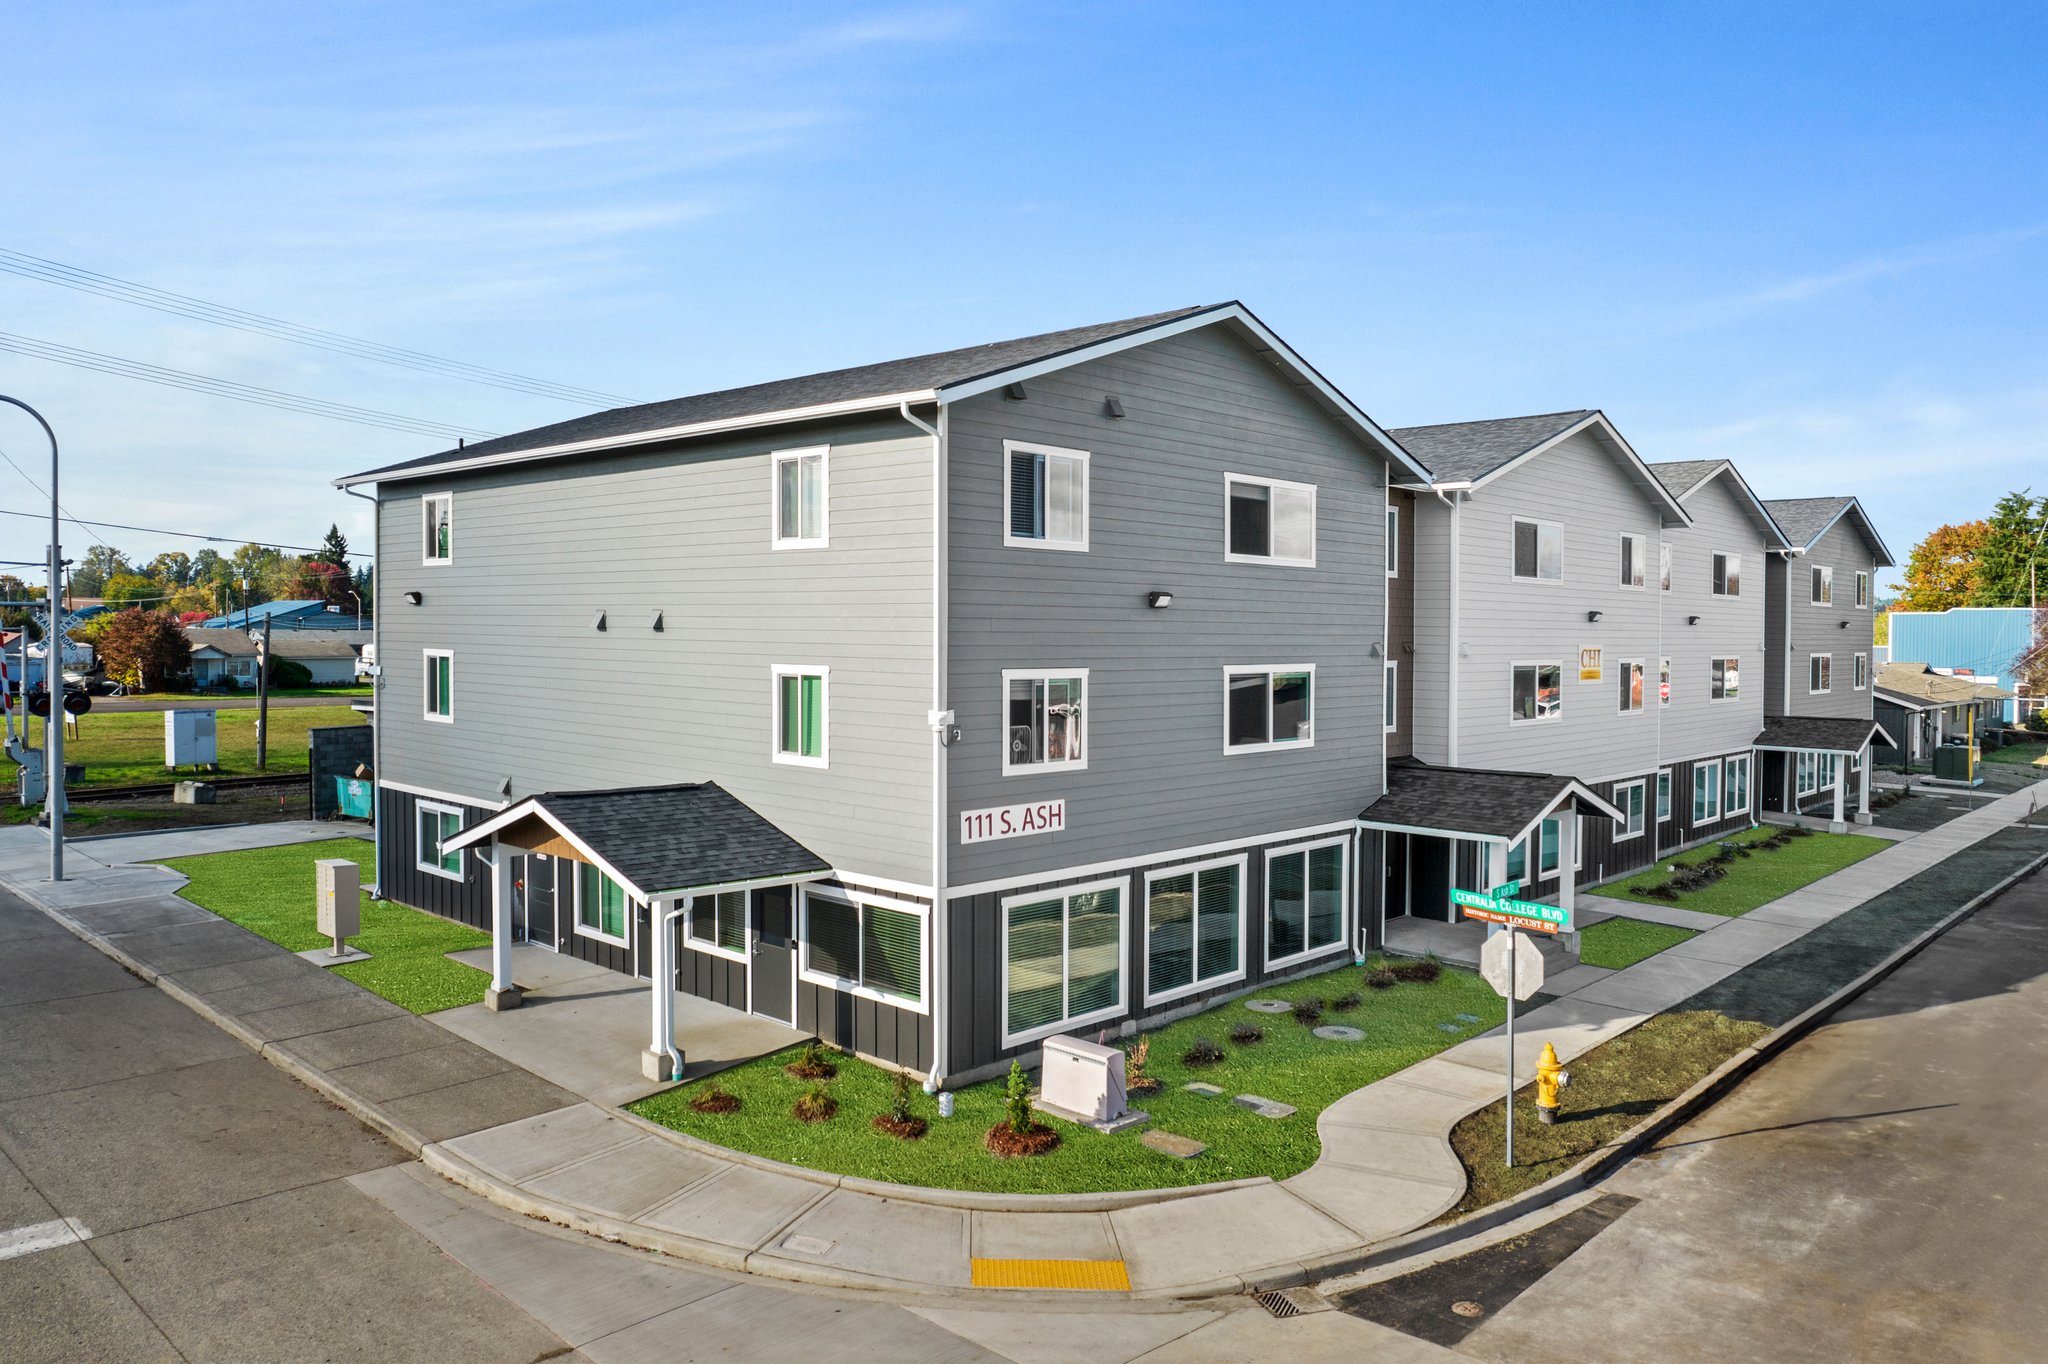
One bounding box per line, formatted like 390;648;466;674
1254;1287;1328;1318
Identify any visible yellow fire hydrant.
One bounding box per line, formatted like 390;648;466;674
1535;1042;1569;1124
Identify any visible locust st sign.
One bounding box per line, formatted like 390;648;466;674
1451;885;1574;934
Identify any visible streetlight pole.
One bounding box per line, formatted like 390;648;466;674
0;394;64;882
345;588;361;633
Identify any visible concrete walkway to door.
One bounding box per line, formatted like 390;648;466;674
436;945;804;1107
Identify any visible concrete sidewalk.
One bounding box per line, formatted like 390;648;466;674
4;790;2044;1303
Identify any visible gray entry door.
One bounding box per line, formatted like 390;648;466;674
750;886;794;1024
522;855;558;949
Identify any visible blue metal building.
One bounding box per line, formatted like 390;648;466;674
1885;607;2038;722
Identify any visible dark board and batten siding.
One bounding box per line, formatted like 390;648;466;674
377;786;494;929
1387;488;1416;758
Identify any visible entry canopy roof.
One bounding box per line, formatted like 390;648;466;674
1754;715;1895;755
1359;759;1628;848
444;782;830;902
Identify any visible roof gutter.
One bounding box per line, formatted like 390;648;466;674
899;399;952;1093
342;484;382;893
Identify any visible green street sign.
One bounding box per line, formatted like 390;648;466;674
1451;887;1574;934
1490;881;1523;900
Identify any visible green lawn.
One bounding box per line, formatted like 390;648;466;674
632;957;1508;1194
158;837;491;1013
133;686;372;700
1983;741;2048;768
1590;826;1888;917
23;705;366;787
1578;917;1697;969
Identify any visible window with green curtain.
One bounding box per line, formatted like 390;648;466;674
1307;844;1343;950
427;653;452;717
434;810;461;874
1267;851;1307;960
579;863;627;939
861;906;922;1002
1539;819;1561;875
777;671;825;760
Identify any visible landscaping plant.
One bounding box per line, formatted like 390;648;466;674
1391;955;1442;984
1124;1037;1161;1094
1366;967;1397;990
1331;991;1363;1012
793;1081;837;1123
984;1060;1059;1157
1228;1022;1264;1046
872;1069;927;1140
688;1085;740;1115
785;1040;838;1080
1180;1037;1227;1067
1291;997;1325;1025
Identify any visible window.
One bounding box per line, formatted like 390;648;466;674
1225;474;1316;566
1854;652;1868;690
1511;662;1563;723
1614;780;1646;841
1723;755;1751;815
1656;768;1672;822
416;802;463;880
576;863;630;944
1385;504;1400;577
424;649;453;722
1144;857;1245;1004
772;446;829;549
772;666;828;767
1617;660;1645;714
1265;839;1347;967
1512;518;1563;581
1811;565;1833;604
1225;667;1314;751
802;891;925;1007
1855;571;1869;608
1384;660;1399;733
422;493;452;564
1506;836;1526;884
1659;657;1672;706
1693;762;1721;823
1004;441;1088;550
1002;879;1126;1044
1795;750;1828;797
1711;552;1740;596
1660;542;1672;591
1619;533;1647;588
1003;670;1086;773
1809;653;1832;694
685;890;748;960
1711;656;1740;702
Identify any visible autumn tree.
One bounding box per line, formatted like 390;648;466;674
289;558;354;609
147;551;194;587
101;573;163;609
93;609;192;691
1890;521;1988;613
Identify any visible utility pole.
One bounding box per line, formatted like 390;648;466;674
256;614;272;772
0;395;63;882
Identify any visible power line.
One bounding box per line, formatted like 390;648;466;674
0;331;499;441
0;506;371;561
0;247;635;408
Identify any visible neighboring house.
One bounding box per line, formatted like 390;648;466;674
1885;607;2037;724
1873;662;2014;767
184;628;363;687
338;302;1429;1086
1759;497;1896;827
198;599;359;630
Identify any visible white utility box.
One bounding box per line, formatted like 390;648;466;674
1039;1034;1129;1123
315;858;361;953
164;708;217;768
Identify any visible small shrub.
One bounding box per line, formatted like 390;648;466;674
1391;956;1442;984
1181;1037;1227;1068
1125;1037;1161;1094
1002;1059;1034;1135
1366;967;1397;990
785;1040;838;1081
688;1085;739;1115
872;1071;927;1139
1291;998;1325;1025
1229;1022;1264;1046
793;1081;837;1123
986;1060;1059;1157
1331;991;1363;1012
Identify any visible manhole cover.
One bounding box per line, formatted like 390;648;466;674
1312;1025;1364;1041
1451;1300;1485;1318
1437;1022;1463;1033
1245;999;1291;1014
1455;1013;1480;1023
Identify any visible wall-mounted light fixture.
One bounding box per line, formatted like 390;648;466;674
1147;591;1173;609
1004;382;1028;401
1105;396;1126;419
1369;641;1383;658
1587;610;1603;623
498;776;512;797
402;590;423;606
650;610;665;632
1839;620;1850;629
1687;615;1701;626
593;610;607;631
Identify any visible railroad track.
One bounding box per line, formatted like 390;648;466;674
63;772;310;803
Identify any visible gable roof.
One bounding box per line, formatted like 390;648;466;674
337;302;1431;487
1875;661;2015;707
1755;714;1895;754
183;627;259;658
1647;459;1790;548
197;600;331;628
1388;409;1690;526
1358;759;1629;847
1762;496;1896;566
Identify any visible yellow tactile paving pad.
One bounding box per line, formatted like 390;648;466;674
970;1257;1132;1290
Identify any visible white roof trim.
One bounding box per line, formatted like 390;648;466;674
442;797;650;901
1466;413;1693;528
1504;781;1631;851
1673;462;1792;550
1785;497;1897;567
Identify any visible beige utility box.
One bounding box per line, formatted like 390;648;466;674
315;858;361;951
1039;1034;1128;1123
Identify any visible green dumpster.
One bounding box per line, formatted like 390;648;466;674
334;776;373;818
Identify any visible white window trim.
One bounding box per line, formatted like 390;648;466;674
416;800;464;881
1141;853;1250;1008
797;887;931;1015
1710;656;1741;703
1385;503;1400;578
421;492;453;566
1223;664;1317;754
1614;779;1647;842
1711;551;1740;597
1722;754;1752;816
1001;668;1089;776
1510;517;1564;583
1617;659;1646;715
1660;541;1672;591
1853;652;1868;691
1223;472;1318;568
573;865;634;949
999;875;1131;1049
770;664;830;769
1002;440;1090;552
1808;653;1832;695
1261;835;1352;971
1527;815;1582;878
683;891;749;963
1811;564;1834;605
1656;768;1673;822
1659;657;1672;707
1618;532;1648;590
1854;570;1870;609
1509;660;1565;725
769;446;830;551
1693;763;1722;824
423;649;454;723
1384;659;1399;734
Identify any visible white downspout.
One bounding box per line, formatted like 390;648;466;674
343;484;382;894
1435;486;1463;766
901;401;950;1092
653;896;689;1081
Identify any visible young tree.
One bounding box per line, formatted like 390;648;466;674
147;551;194;587
191;547;226;586
101;573;163;608
93;609;193;692
1970;490;2048;608
71;545;131;598
317;524;350;568
289;558;354;608
1890;521;1988;613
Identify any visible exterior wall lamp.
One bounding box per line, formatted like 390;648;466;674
1147;591;1173;609
1687;615;1701;626
1586;610;1603;623
403;590;423;605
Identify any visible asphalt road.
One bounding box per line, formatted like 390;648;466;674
1450;860;2048;1364
92;694;366;712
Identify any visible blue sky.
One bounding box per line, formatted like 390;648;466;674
2;1;2042;586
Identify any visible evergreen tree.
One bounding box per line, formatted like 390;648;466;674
317;524;350;567
1970;490;2048;608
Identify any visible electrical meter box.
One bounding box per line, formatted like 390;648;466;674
165;708;218;768
316;858;361;947
1039;1034;1128;1123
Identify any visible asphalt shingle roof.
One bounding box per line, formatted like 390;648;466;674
1755;715;1894;752
1360;760;1598;841
343;305;1222;484
522;783;828;898
1875;663;2014;706
183;627;258;658
1385;410;1595;483
1648;459;1728;499
1760;496;1856;549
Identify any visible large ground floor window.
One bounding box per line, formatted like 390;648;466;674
1002;879;1127;1044
1265;838;1346;967
686;889;748;960
1144;857;1245;1004
576;863;631;945
801;891;926;1008
416;802;463;880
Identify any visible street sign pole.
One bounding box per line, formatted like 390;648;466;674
1505;926;1515;1168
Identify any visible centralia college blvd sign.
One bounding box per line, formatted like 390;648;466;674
960;800;1066;845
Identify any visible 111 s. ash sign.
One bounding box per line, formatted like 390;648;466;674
960;800;1066;845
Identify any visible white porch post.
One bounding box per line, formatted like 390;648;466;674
1855;747;1873;825
1557;809;1578;956
643;894;686;1082
1830;756;1848;833
486;838;522;1011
